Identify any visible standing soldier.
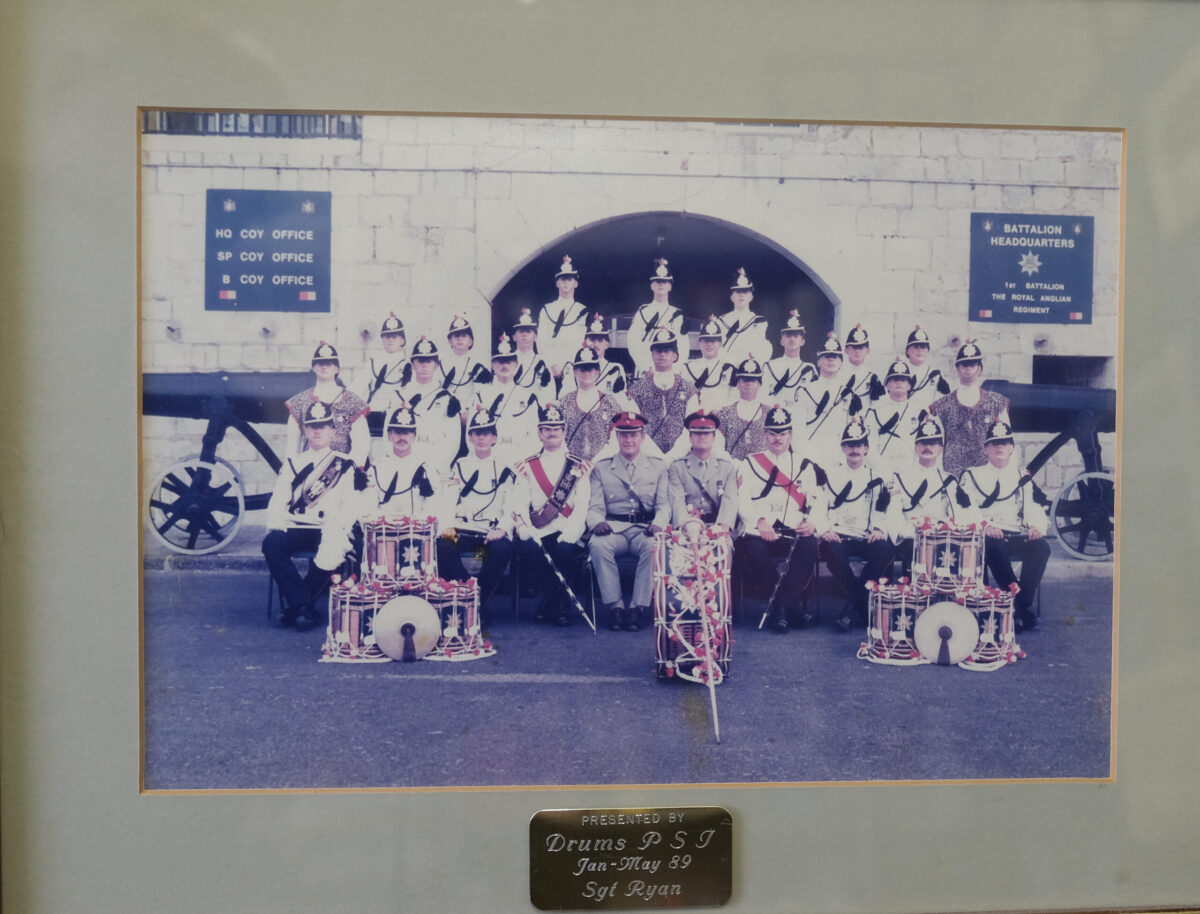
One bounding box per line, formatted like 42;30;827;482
537;255;590;382
716;357;772;461
818;417;895;632
512;403;593;625
560;347;623;461
736;405;825;633
285;341;371;468
884;417;965;572
842;323;885;401
395;336;463;470
263;400;359;630
560;312;630;400
716;268;769;368
437;407;519;624
511;308;555;400
682;316;737;411
957;419;1051;631
352;312;411;418
586;412;671;632
473;333;541;462
764;310;817;402
626;326;697;458
667;410;739;533
796;333;858;470
863;357;922;482
440;314;492;418
903;324;951;414
627;258;688;375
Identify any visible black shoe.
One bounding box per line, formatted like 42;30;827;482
796;610;815;628
1016;606;1038;631
835;613;854;633
768;608;788;634
278;611;297;629
556;607;571;626
625;607;645;632
606;604;624;632
294;609;320;632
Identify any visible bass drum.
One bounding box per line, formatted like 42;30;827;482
913;601;979;666
373;595;441;662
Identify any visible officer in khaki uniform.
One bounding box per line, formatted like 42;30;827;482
586;412;671;632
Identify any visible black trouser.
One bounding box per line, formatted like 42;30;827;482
984;533;1051;611
436;534;514;608
740;533;819;610
516;533;588;618
820;537;896;617
262;528;330;616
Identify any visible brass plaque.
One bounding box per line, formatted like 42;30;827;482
530;806;732;910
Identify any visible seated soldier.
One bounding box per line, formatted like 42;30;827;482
512;403;593;626
436;407;517;625
682;316;736;411
667;410;739;534
262;401;359;630
626;326;697;458
957;419;1051;631
764;310;817;401
587;412;670;632
736;405;825;634
884;416;965;573
361;402;443;517
818;417;895;632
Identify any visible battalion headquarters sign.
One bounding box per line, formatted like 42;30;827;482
969;212;1095;324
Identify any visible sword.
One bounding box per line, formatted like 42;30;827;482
512;512;596;632
758;514;812;630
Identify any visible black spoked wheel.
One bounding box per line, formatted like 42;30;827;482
1051;470;1116;561
147;455;246;554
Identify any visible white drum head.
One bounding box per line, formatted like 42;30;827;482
914;601;978;665
373;595;441;661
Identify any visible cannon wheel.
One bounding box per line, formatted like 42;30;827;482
147;455;246;554
1051;470;1116;561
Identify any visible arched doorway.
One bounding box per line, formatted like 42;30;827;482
488;211;838;365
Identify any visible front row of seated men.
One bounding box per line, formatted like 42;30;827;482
264;396;1050;635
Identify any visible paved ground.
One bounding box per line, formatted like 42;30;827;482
142;524;1115;791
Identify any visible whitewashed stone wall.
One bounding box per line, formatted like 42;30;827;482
140;116;1122;507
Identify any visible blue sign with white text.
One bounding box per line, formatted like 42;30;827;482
205;189;331;312
968;212;1093;325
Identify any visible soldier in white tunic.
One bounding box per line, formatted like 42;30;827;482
512;403;593;625
627;258;688;375
263;400;360;630
393;336;463;471
841;323;885;402
559;312;630;400
764;310;816;402
715;268;769;368
586;412;671;632
436;407;518;622
796;334;859;471
863;357;922;482
957;419;1051;631
439;314;492;419
360;404;444;521
472;333;541;463
536;255;590;382
351;312;411;415
818;417;895;632
682;316;736;412
884;417;965;572
511;308;554;400
903;324;951;414
736;405;825;633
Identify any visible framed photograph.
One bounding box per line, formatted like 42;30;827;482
7;2;1200;913
140;110;1120;792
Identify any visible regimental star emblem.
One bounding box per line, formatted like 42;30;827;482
301;199;315;214
935;545;958;574
403;545;421;564
983;614;997;637
896;610;913;632
982;219;994;232
1073;223;1083;234
223;198;236;212
1018;251;1042;275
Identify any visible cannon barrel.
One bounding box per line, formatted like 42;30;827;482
982;380;1116;434
142;371;314;424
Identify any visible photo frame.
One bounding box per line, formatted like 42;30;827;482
139;109;1120;793
5;2;1200;912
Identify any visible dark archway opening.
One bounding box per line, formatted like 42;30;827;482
489;211;837;365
